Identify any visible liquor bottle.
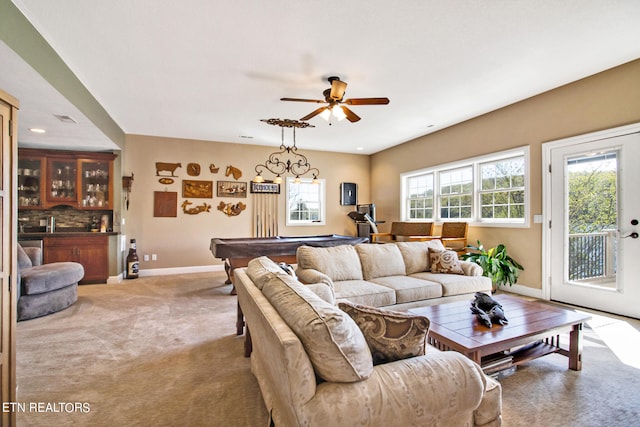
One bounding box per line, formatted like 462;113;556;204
126;239;139;279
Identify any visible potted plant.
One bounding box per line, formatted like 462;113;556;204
462;240;524;292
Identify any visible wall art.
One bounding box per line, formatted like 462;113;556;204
225;165;242;180
217;201;246;217
181;200;211;215
187;163;201;176
217;181;247;198
154;191;177;217
250;181;280;194
182;180;213;198
155;162;182;177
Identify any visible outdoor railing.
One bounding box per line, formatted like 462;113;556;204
568;230;617;281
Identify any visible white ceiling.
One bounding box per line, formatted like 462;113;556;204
5;0;640;154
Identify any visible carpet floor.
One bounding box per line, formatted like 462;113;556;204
16;272;640;426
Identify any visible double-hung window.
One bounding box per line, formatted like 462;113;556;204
479;156;525;221
438;166;473;219
286;177;326;225
401;147;529;227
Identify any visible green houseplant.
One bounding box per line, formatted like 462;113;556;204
462;240;524;291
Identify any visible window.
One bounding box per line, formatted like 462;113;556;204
286;177;326;225
401;147;529;227
479;156;525;221
406;173;433;219
439;166;473;219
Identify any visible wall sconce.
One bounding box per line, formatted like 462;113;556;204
122;173;134;210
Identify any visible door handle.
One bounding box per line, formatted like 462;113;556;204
622;232;639;239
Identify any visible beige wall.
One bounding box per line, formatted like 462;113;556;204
122;134;370;270
370;59;640;291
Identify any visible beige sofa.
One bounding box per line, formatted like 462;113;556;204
235;256;502;427
295;240;492;311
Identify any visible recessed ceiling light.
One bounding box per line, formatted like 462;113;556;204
54;114;77;124
356;147;364;151
29;128;46;134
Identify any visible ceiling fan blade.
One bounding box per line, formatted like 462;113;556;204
329;79;347;100
344;97;390;105
340;106;361;122
300;106;329;121
280;97;326;103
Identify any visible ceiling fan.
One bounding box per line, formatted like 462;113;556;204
280;76;390;123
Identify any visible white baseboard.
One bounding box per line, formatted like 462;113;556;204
501;283;544;299
138;264;225;277
105;265;225;284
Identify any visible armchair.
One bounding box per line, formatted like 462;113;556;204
412;222;469;253
370;222;433;243
17;243;84;321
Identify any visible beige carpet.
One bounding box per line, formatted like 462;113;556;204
16;272;640;426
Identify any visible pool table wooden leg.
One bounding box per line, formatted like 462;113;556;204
237;301;245;336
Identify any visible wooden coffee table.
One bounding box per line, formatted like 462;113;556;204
409;294;591;373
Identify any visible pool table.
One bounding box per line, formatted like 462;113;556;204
210;234;368;290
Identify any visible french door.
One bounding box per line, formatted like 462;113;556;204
546;125;640;319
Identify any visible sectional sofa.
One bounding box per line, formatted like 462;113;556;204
235;256;502;426
295;239;492;310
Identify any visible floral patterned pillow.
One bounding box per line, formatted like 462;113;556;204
429;247;464;275
339;301;430;365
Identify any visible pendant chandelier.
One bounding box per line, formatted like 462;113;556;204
253;118;319;184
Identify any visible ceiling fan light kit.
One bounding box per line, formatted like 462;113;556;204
281;76;389;124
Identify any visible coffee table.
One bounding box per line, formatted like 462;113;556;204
409;294;591;373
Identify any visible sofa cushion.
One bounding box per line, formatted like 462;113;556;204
339;301;430;365
261;273;373;383
355;244;406;280
297;245;363;281
429;248;464;275
334;280;397;307
396;240;445;274
370;276;443;303
246;256;289;290
20;262;84;295
410;272;492;296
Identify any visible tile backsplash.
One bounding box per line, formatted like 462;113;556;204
18;206;113;232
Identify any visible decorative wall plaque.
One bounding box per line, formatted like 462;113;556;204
187;163;201;176
217;201;246;217
181;200;211;215
155;162;181;177
217;181;247;198
250;181;280;194
225;165;242;180
154;191;178;217
182;180;213;198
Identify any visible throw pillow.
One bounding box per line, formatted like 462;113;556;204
396;240;445;274
429;247;464;275
338;301;430;365
262;274;373;382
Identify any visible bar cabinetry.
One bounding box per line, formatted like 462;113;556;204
43;235;109;284
17;155;44;209
19;149;116;209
